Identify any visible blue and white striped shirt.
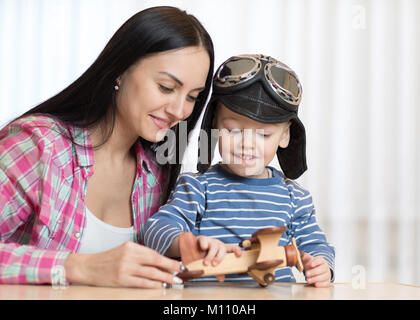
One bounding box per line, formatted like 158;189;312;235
144;164;335;283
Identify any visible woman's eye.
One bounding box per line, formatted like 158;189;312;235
159;84;174;93
187;95;200;102
228;129;241;134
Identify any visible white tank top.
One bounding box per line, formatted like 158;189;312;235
78;207;135;254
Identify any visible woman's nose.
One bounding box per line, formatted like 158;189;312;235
165;96;189;121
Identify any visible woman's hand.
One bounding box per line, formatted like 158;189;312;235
64;241;184;288
301;252;332;287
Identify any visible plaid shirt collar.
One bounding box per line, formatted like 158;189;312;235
68;125;94;168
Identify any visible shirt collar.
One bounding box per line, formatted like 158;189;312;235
68;125;94;168
134;139;158;177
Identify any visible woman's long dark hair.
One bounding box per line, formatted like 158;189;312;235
17;6;214;202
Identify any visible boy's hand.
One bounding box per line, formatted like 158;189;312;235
197;236;242;282
301;252;331;287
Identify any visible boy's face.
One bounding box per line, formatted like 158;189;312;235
213;103;291;179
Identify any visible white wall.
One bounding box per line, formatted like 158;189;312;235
1;0;419;285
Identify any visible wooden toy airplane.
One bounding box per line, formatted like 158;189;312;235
177;226;304;287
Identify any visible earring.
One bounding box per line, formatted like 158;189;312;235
114;78;121;91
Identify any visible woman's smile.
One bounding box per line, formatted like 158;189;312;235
150;114;171;130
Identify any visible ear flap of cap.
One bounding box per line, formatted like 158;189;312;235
276;119;307;179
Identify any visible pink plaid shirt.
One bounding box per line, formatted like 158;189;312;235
0;114;169;285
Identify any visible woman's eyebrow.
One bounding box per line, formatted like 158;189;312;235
159;71;205;91
159;72;183;86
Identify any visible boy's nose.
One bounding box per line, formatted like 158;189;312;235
241;129;256;150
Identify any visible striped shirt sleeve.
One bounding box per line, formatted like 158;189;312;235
143;173;205;255
289;183;336;281
0;124;70;284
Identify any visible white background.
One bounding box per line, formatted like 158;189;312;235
1;0;419;285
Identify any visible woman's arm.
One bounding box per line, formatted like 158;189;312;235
0;122;72;284
63;242;183;288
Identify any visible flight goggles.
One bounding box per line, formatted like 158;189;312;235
214;54;302;108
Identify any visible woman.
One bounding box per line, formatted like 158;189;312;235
0;6;214;288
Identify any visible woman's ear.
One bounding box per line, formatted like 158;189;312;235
278;121;291;148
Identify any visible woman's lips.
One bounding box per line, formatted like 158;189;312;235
150;115;171;130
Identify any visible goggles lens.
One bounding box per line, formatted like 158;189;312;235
269;65;300;98
219;57;256;79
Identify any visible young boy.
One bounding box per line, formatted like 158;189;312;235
144;54;335;287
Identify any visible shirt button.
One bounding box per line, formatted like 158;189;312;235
75;232;81;239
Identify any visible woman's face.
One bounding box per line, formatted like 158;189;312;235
116;46;210;142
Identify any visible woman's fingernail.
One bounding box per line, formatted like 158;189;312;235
173;276;183;284
162;282;172;289
180;263;189;272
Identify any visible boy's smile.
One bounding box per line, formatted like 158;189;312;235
213;103;291;179
232;152;259;169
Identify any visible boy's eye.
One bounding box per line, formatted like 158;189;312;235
159;84;174;93
228;129;241;134
256;130;271;138
259;133;271;138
